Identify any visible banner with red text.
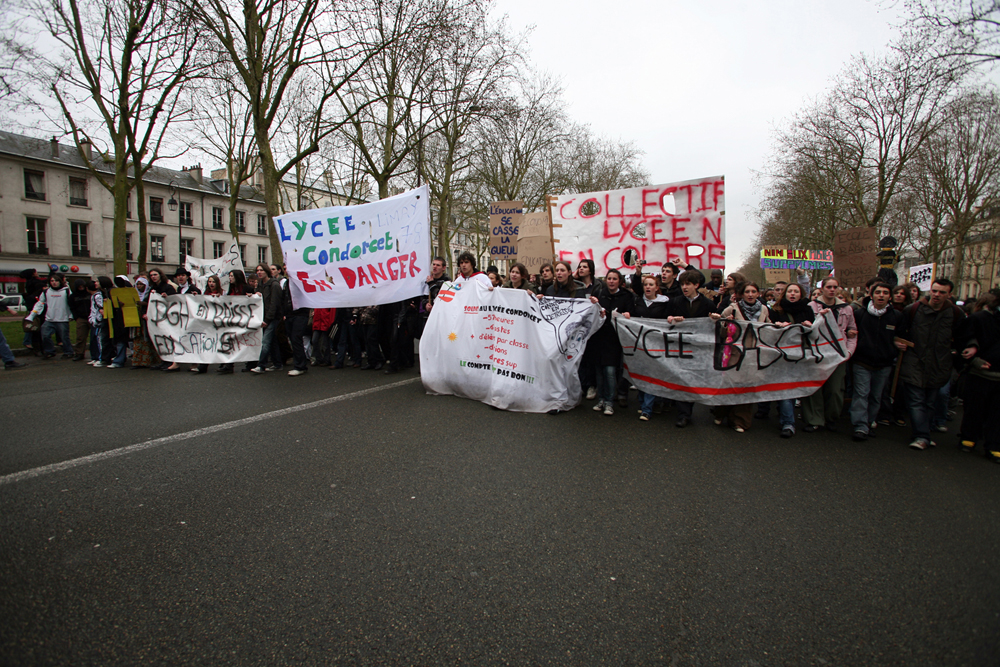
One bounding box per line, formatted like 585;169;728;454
147;293;263;363
617;311;848;405
420;281;604;413
551;176;725;274
275;186;432;309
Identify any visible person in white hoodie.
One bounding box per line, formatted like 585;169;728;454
27;273;74;359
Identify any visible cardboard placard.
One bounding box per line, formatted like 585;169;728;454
762;245;791;284
833;227;878;289
489;201;523;260
516;235;555;275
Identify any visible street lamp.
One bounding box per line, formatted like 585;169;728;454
168;181;181;264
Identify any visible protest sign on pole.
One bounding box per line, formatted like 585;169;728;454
833;227;878;289
550;176;725;273
762;245;791;283
275;186;431;309
420;281;604;413
908;263;936;292
617;312;848;405
489;201;523;261
185;240;243;292
146;293;263;364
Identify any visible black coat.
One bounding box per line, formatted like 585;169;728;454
853;302;903;368
898;299;965;388
632;296;671;320
667;294;716;319
590;287;636;366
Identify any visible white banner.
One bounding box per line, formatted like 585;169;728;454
276;186;432;309
551;176;725;274
185;240;244;292
617;312;848;405
420;281;604;413
147;293;263;364
908;263;935;292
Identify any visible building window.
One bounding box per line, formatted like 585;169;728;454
69;177;88;206
181;238;193;261
179;202;193;226
150;235;165;262
257;245;268;264
212;207;224;230
150;197;164;222
26;217;47;254
257;214;267;235
71;222;89;257
213;241;224;258
125;233;133;260
24;169;45;201
235;210;246;233
238;244;246;264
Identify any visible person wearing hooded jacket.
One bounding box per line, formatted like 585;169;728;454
27;272;74;358
588;268;636;415
251;264;284;374
769;282;816;438
68;278;93;360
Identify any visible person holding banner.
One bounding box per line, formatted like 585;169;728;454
768;282;816;438
590;269;635;416
538;264;555;294
216;270;249;374
709;282;771;433
543;261;585;299
174;268;201;295
250;264;284;375
453;252;493;289
624;275;670;421
574;259;598;298
801;277;858;433
662;270;718;428
188;275;225;374
504;263;537;294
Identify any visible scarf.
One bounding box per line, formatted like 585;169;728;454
868;300;889;317
739;298;762;321
777;297;813;323
135;277;149;302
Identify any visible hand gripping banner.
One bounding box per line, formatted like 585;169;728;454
420;281;604;413
616;312;849;405
275;186;432;309
147;293;263;364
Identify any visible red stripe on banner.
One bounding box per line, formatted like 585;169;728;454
625;367;827;396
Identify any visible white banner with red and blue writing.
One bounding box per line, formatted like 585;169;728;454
276;186;432;309
420;281;604;413
616;311;849;405
147;293;263;363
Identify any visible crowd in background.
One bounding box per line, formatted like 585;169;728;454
3;254;998;466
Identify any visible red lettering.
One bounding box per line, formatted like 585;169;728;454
678;184;694;214
701;217;723;244
398;254;408;277
648;218;665;243
559;199;577;219
357;265;371;286
713;179;724;211
696;182;711;212
558;250;575;262
338;267;356;289
579;198;601;218
368;262;387;283
602;246;622;272
576;249;594;261
670;218;690;243
642;189;659;217
297;271;316;293
409;251;421;277
605;194;626;218
708;244;725;269
386;256;399;280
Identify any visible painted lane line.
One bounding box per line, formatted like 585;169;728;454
0;377;421;487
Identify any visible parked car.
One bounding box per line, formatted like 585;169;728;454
0;294;26;315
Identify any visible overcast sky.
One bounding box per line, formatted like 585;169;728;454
495;0;905;271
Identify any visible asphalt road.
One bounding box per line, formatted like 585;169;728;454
1;357;998;666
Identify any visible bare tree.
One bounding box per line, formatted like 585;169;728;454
904;0;1000;66
8;0;198;273
556;124;650;195
185;0;378;264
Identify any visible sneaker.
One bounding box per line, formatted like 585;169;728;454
909;440;928;450
780;427;794;438
893;419;906;427
734;426;745;433
593;401;605;412
933;425;948;433
86;359;96;365
108;363;123;369
4;361;26;370
852;430;867;442
603;404;614;416
877;418;891;426
960;440;976;453
713;418;724;425
802;425;821;433
639;413;650;421
676;416;690;428
92;361;105;368
250;366;266;374
989;451;1000;464
265;364;282;372
928;441;937;447
585;387;597;400
288;369;307;376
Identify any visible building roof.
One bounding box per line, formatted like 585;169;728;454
0;130;264;203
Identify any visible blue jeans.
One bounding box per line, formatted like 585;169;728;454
638;390;656;416
932;383;950;428
336;321;362;366
41;320;73;355
905;383;942;444
0;327;15;365
850;365;892;434
89;321;103;361
777;399;796;431
257;320;279;369
113;341;128;366
597;365;617;404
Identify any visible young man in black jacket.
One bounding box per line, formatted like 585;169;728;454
849;282;902;441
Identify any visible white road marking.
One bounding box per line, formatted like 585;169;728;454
0;377;421;486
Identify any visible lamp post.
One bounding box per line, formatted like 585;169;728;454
168;181;180;265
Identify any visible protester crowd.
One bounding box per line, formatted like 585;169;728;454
3;253;998;465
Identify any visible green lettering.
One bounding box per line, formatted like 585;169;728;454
327;217;339;235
